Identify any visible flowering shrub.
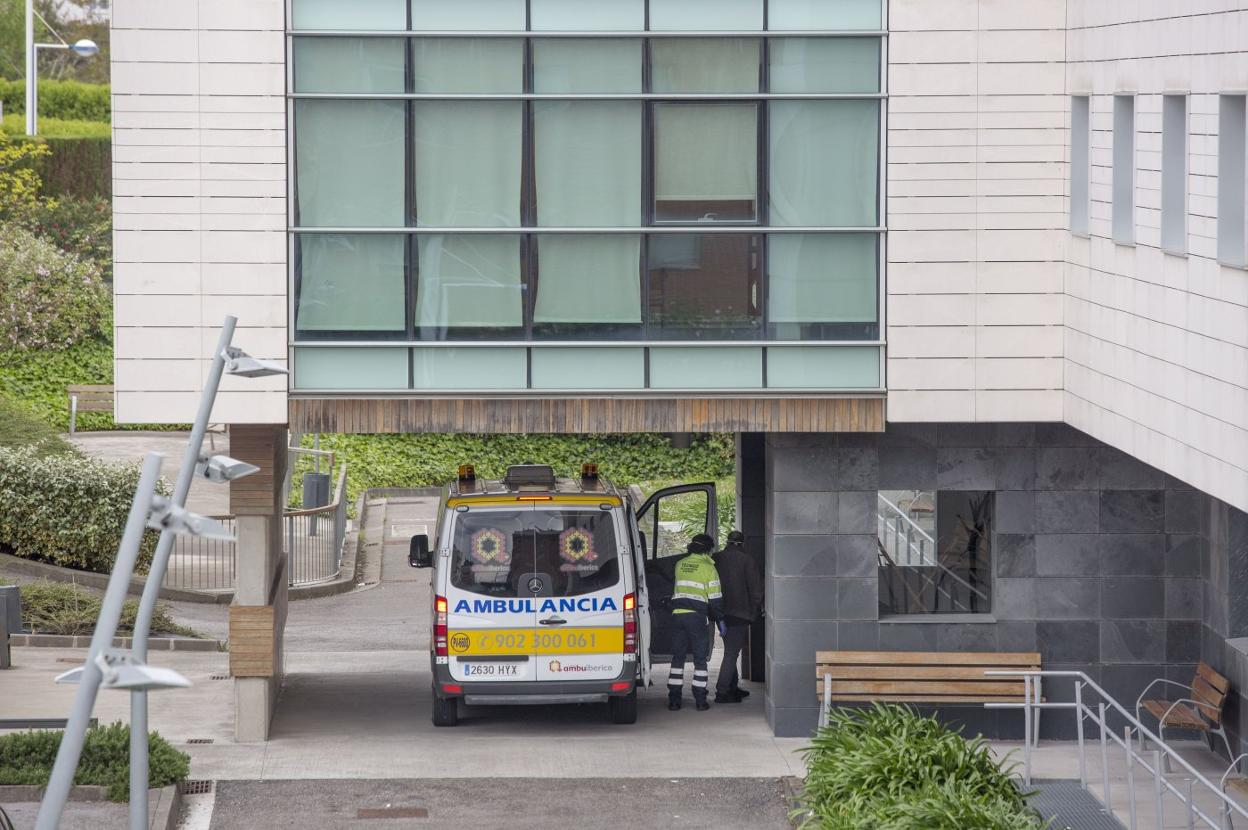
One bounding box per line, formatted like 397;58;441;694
0;446;167;573
18;196;112;277
0;224;109;351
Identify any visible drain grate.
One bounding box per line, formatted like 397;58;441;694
209;673;229;680
358;807;428;819
181;780;214;795
185;738;214;745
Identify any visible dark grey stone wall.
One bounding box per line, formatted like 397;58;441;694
1200;498;1248;757
762;423;1208;739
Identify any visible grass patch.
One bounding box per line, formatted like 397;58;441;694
0;721;188;802
796;704;1045;830
13;581;199;638
0;113;111;139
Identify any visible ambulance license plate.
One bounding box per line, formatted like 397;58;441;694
462;663;522;678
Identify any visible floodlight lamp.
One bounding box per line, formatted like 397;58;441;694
147;496;236;541
196;454;259;484
54;652;192;692
70;39;99;57
222;345;288;378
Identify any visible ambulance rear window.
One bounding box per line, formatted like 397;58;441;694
450;509;619;598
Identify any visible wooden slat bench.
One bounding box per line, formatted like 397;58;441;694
818;651;1042;745
67;385;113;434
1136;661;1233;771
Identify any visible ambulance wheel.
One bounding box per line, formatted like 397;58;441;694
432;693;458;727
609;688;637;724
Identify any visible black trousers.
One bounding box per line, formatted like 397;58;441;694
667;612;711;703
716;619;750;694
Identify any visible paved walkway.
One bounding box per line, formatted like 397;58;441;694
68;431;230;517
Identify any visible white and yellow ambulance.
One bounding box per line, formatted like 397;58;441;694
409;463;716;726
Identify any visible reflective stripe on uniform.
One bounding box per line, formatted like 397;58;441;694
671;592;708;602
675;579;706;589
707;590;723;599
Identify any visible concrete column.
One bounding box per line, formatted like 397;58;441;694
228;424;287;743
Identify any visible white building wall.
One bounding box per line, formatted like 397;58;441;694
112;0;287;424
1065;1;1248;511
886;0;1068;423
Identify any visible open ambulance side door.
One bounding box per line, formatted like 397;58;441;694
634;483;717;664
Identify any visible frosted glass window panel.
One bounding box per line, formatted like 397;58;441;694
650;0;762;31
415;235;523;329
295;348;408;390
534;236;641;324
296;235;406;332
1112;95;1135;244
411;348;527;389
1161;95;1188;254
650;39;760;93
1218;95;1247;267
766;346;880;389
1070;96;1090;235
654;104;758;222
531;0;643;31
411;0;525;30
768;234;876;323
769;0;881;30
412;39;523;93
293;38;406;93
649;347;762;389
535;102;641;226
769;38;880;94
295;100;406;227
532;39;642;93
530;348;645;389
293;0;405;30
414;102;522;227
770;100;879;226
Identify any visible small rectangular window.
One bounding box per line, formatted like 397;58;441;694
1218;94;1247;268
1112;95;1136;244
1161;95;1188;254
1070;96;1089;235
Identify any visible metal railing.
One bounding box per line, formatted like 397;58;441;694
163;462;348;592
876;494;988;614
986;669;1248;830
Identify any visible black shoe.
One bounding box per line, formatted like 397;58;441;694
695;700;711;711
668;698;682;711
732;687;750;699
714;692;742;704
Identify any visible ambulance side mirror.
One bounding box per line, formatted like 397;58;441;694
409;535;432;568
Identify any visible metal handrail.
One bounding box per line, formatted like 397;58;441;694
877;493;936;545
986;669;1248;829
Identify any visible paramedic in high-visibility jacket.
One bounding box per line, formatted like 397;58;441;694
667;534;725;711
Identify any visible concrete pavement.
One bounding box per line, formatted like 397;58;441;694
67;432;231;517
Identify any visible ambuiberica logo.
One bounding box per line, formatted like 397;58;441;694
548;659;613;674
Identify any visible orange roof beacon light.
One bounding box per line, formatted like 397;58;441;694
457;464;476;482
581;463;599;480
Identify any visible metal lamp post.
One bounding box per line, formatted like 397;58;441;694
35;316;287;830
24;0;98;136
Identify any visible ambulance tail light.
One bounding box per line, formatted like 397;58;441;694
435;595;449;657
623;593;637;655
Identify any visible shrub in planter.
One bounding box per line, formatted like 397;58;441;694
0;721;189;801
797;704;1044;830
16;581;191;637
0;446;167;573
0;225;109;352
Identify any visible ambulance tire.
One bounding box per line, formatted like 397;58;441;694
608;688;637;724
432;693;459;727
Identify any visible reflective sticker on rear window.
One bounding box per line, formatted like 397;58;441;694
559;526;597;570
470;528;509;565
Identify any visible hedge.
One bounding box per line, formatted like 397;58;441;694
0;445;167;574
0;79;110;122
10;135;112;199
0;722;188;802
0;113;111;139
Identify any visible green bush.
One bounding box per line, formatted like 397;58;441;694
0;225;109;352
0;395;76;457
0;339;113;430
289;432;737;508
18;196;112;276
0;721;188;802
13;135;112;200
0;79;111;121
16;581;193;637
797;704;1045;830
1;113;111;139
0;445;167;573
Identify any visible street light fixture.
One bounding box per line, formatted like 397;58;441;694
222;345;289;378
24;1;99;136
196;453;260;484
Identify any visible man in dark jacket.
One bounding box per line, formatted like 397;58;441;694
712;530;763;703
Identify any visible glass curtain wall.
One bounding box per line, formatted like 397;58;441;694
289;0;884;389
